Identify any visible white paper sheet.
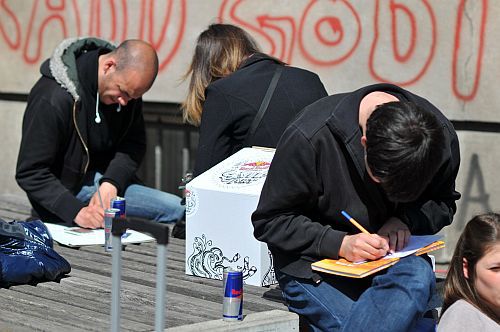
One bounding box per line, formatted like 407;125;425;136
45;223;155;247
385;234;443;258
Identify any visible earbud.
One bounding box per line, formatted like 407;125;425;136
95;112;101;123
117;104;121;113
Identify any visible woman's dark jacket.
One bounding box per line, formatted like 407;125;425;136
16;38;146;225
193;53;327;176
252;83;461;281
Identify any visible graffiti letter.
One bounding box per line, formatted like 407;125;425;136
139;0;185;72
456;154;492;224
452;0;488;101
298;0;361;66
23;0;81;64
0;0;22;50
369;0;436;85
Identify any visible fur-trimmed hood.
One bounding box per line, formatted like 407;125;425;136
40;37;116;101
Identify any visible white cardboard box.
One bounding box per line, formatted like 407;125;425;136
185;147;277;286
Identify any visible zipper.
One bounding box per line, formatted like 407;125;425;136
72;101;90;175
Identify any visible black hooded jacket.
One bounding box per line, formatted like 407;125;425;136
252;84;461;281
194;53;327;176
16;38;146;225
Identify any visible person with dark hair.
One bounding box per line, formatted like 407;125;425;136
252;84;461;331
182;23;327;176
16;38;184;228
438;213;500;331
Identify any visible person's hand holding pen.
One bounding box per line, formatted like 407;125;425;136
338;211;390;262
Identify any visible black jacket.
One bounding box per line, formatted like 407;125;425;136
16;38;146;225
252;84;461;280
194;53;327;176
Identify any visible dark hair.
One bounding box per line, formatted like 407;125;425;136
365;101;445;202
182;24;261;126
441;213;500;323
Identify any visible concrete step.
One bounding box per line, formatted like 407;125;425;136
164;309;298;332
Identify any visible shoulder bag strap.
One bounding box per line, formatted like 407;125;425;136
243;65;284;147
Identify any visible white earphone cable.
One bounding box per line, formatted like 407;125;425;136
95;91;101;124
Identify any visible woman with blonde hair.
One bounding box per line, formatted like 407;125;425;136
438;212;500;331
183;23;327;176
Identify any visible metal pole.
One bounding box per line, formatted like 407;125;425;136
155;244;167;331
111;235;122;332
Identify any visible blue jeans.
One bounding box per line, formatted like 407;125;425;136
76;172;184;223
277;255;436;332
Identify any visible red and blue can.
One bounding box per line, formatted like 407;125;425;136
111;197;126;218
222;268;243;321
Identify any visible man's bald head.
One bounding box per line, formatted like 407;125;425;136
111;39;159;90
97;40;159;105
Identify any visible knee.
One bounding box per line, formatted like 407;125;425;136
408;256;433;278
399;256;434;290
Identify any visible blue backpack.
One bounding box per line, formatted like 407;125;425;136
0;218;71;287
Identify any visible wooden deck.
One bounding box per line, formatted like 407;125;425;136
0;194;287;331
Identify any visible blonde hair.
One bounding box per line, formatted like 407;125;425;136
182;24;260;126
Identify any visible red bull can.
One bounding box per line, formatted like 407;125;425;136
104;208;120;252
222;268;243;321
111;197;126;218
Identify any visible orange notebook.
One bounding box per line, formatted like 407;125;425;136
311;238;444;278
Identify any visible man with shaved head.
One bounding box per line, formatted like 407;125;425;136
16;38;184;228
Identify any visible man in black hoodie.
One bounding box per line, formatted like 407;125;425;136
252;84;461;331
16;38;184;229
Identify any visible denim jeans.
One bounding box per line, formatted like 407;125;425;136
76;172;185;223
277;255;436;332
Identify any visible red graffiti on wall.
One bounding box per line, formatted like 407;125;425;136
452;0;488;101
368;0;437;86
217;0;489;102
0;0;21;49
1;0;185;71
0;0;491;102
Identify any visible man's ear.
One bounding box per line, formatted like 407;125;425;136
463;257;469;279
102;58;117;75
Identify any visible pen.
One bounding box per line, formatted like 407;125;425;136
341;211;371;234
95;179;104;209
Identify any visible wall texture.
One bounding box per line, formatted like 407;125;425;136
0;0;498;261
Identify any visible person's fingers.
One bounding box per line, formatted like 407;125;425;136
396;229;407;251
387;231;397;253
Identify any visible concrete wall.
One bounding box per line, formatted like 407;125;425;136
0;101;26;197
1;0;499;261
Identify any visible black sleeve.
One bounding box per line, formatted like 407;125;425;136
16;96;85;223
101;99;146;193
397;125;461;234
193;86;235;176
252;125;346;259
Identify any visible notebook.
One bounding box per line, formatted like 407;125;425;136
311;235;444;278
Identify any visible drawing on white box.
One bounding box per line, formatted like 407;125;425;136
216;160;271;189
185;188;198;217
188;234;257;281
261;250;277;286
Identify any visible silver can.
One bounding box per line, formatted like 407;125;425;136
104;208;120;252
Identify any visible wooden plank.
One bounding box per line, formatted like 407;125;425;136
0;199;288;331
56;245;285;310
0;289;151;332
